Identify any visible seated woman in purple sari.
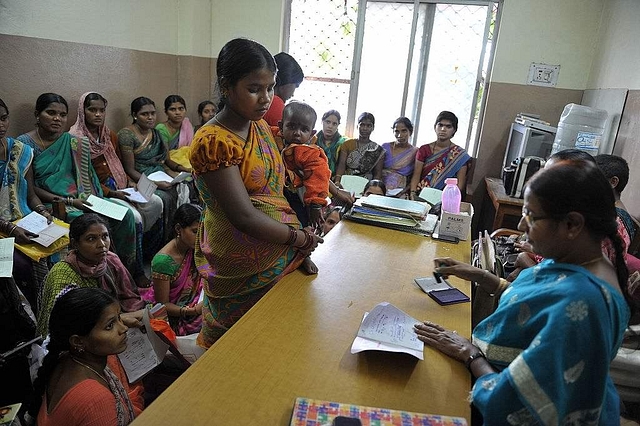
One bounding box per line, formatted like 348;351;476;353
381;117;418;197
144;204;204;335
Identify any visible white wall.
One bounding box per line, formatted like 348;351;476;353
210;0;284;55
491;0;604;90
587;0;640;90
0;0;212;57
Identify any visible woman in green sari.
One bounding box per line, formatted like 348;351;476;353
17;93;140;280
155;95;194;149
118;97;190;243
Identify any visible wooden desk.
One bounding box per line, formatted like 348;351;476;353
133;222;471;425
485;177;524;231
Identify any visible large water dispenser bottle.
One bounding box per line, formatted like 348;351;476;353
551;103;608;156
442;178;461;214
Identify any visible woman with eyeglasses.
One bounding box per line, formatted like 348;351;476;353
414;160;633;424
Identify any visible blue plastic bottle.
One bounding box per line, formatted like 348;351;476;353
442;178;461;214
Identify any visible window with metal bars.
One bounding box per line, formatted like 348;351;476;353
283;0;500;156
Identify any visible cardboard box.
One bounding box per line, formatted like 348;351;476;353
439;202;474;240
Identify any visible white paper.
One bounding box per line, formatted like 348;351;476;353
30;223;68;247
121;188;148;203
138;173;158;199
15;212;69;247
0;237;15;277
351;302;424;360
16;211;49;233
122;174;158;203
414;277;451;293
86;195;129;221
147;170;191;185
170;171;191;184
117;308;169;383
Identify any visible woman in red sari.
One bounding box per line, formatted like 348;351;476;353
410;111;471;197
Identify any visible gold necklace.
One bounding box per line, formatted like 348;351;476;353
71;356;109;385
432;141;452;154
213;117;246;140
174;237;189;256
166;121;181;134
579;256;603;267
35;128;50;151
134;123;151;143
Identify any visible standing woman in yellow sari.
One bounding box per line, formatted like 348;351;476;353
16;93;139;277
189;38;323;348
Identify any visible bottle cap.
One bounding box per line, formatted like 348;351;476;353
445;178;458;185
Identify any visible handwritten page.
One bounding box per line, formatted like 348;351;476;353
14;211;69;247
122;174;157;203
31;223;69;247
117;308;169;383
147;170;191;185
138;173;158;199
0;238;14;277
86;195;128;221
16;211;49;233
351;302;424;359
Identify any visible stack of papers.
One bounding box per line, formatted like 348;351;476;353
351;302;424;360
345;196;437;235
360;194;429;219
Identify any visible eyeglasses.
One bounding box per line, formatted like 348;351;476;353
521;208;555;228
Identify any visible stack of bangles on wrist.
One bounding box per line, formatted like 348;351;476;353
296;228;315;251
285;225;298;245
64;196;75;206
0;219;18;236
286;225;315;251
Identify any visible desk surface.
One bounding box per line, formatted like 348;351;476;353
485;177;525;207
134;222;472;425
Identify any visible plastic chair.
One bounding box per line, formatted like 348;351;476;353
340;175;369;196
418;187;443;206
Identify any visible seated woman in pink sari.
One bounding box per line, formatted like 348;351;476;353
145;204;204;336
410;111;471;197
381;117;418;197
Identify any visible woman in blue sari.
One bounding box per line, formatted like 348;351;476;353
17;93;140;280
415;160;633;424
0;97;58;310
